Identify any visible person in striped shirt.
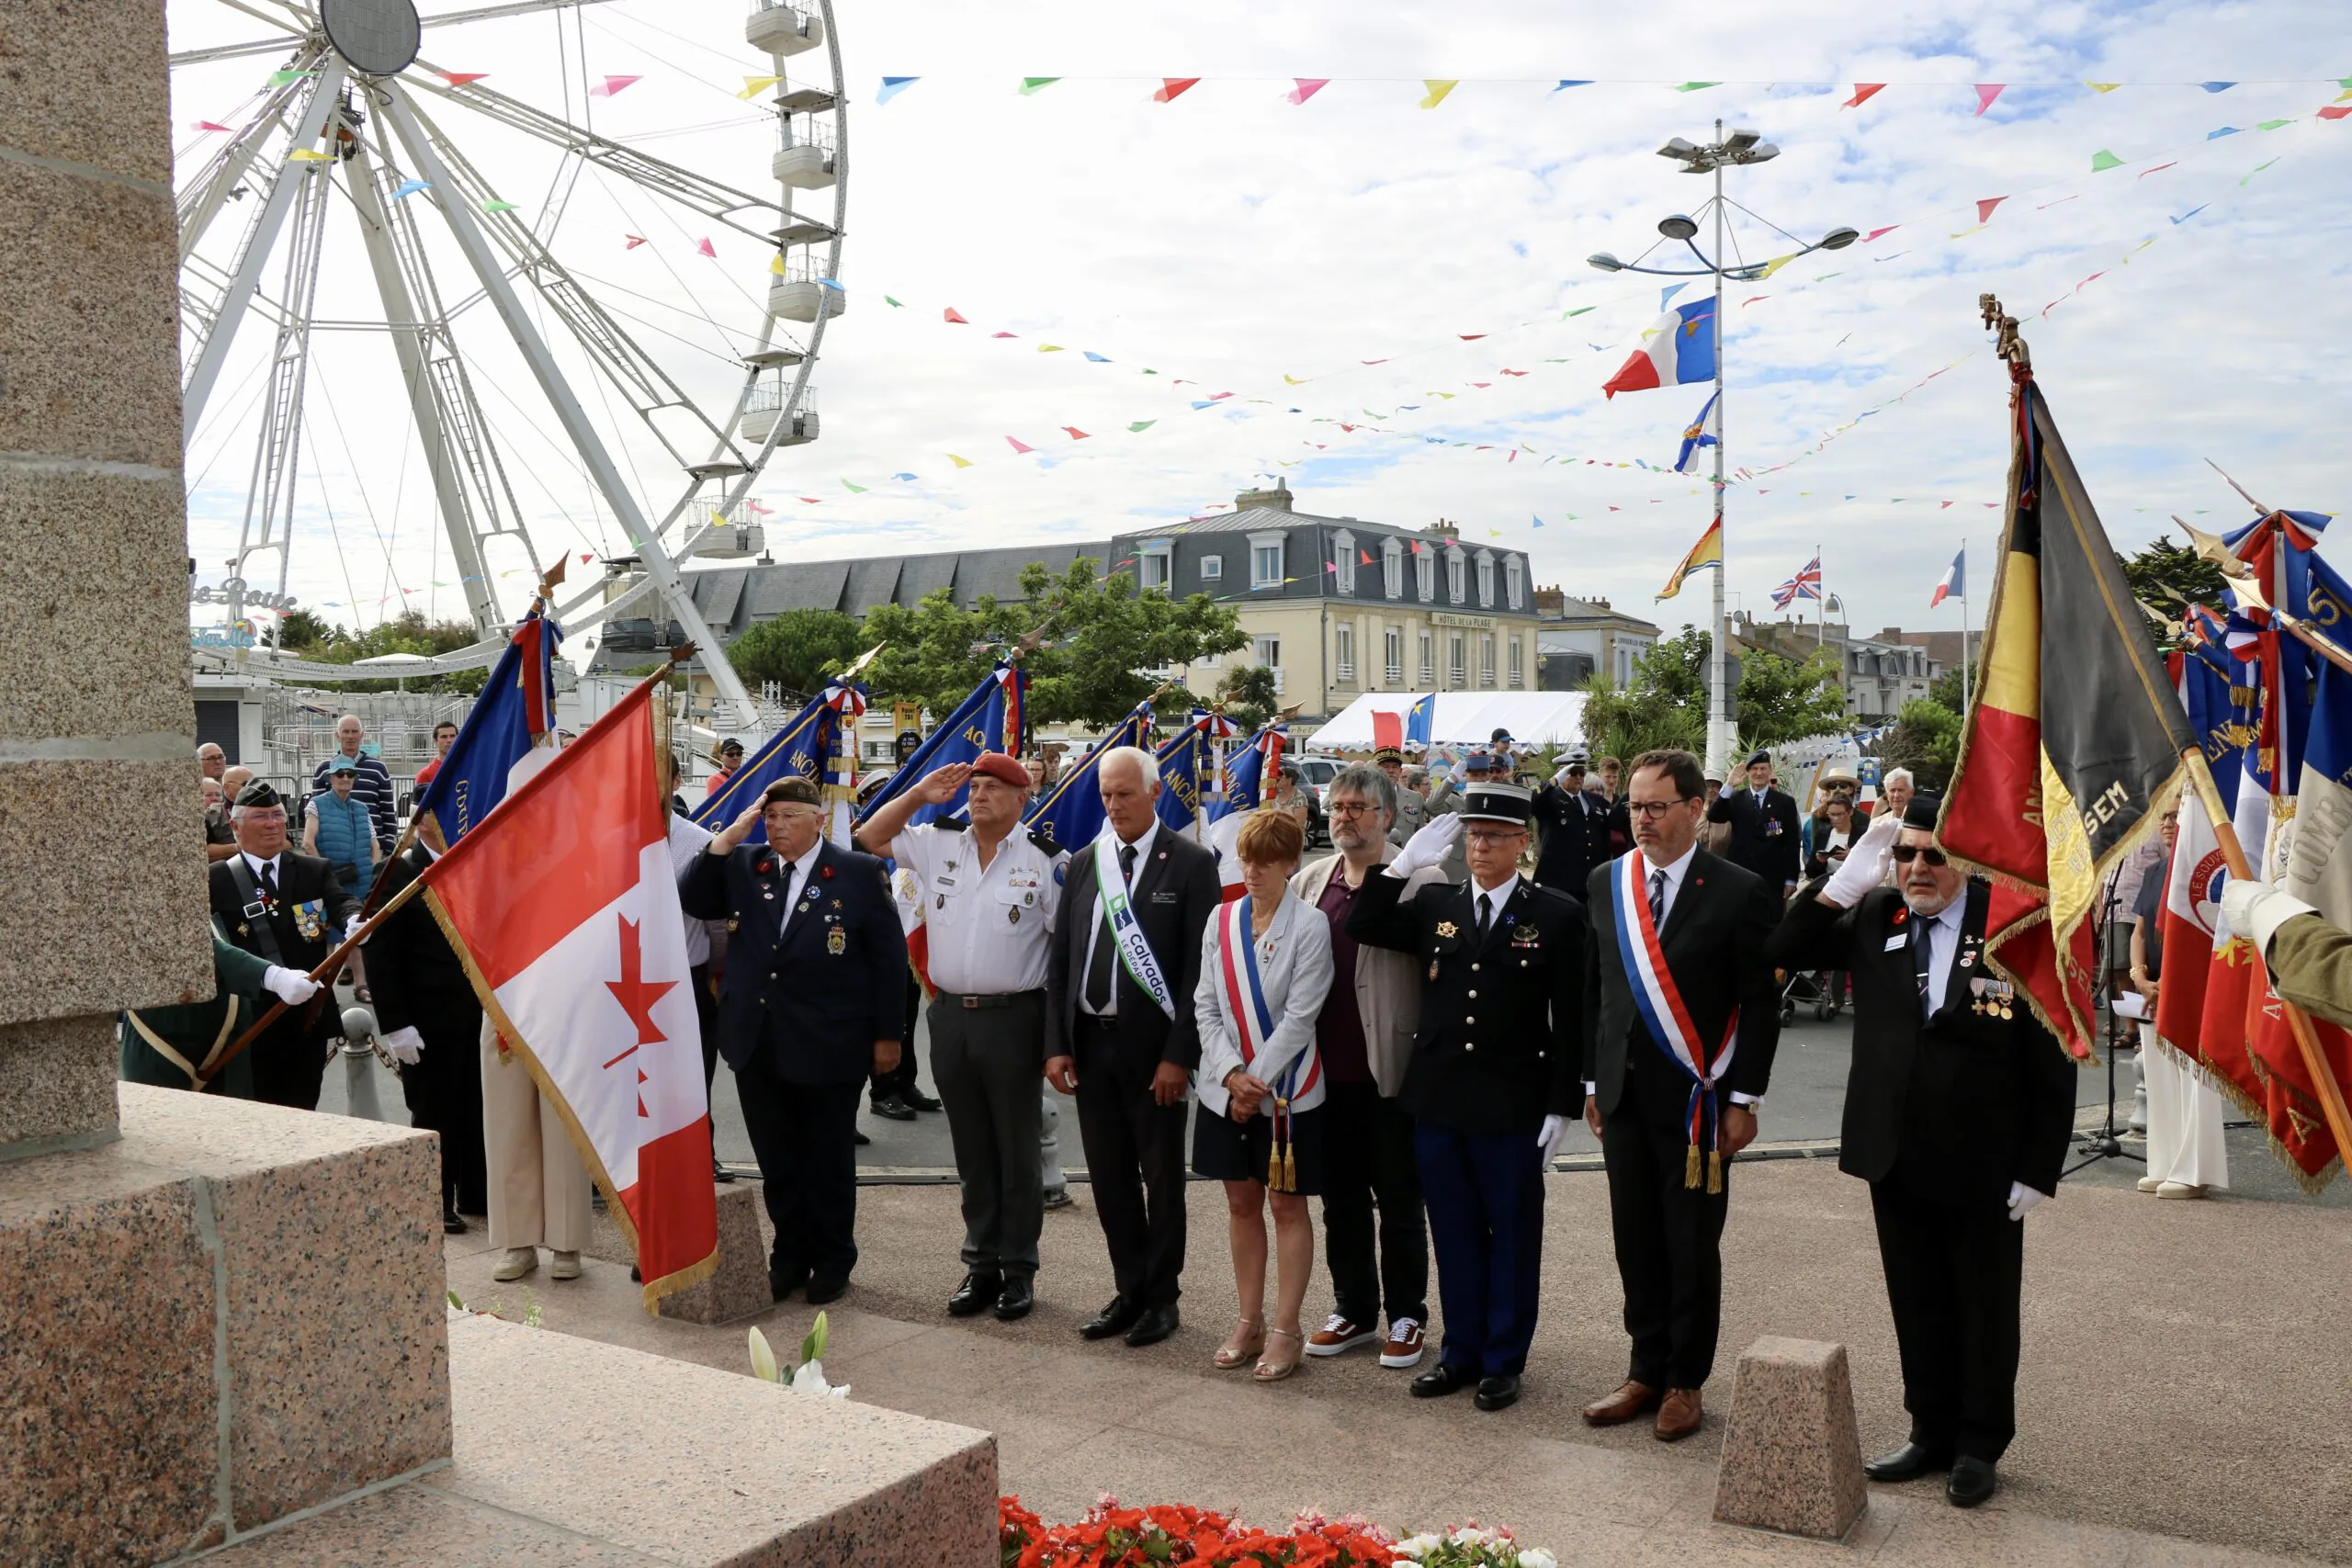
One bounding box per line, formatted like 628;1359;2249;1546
311;714;397;856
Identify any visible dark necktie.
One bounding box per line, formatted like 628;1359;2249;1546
258;860;278;904
1084;843;1137;1011
1476;892;1493;943
1912;916;1936;1021
1648;868;1667;929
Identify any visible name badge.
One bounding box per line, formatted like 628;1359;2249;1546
1149;890;1178;904
1883;934;1907;952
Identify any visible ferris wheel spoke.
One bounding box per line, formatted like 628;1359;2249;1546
183;56;348;444
376;80;758;723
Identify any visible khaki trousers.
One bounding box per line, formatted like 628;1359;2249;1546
481;1019;592;1251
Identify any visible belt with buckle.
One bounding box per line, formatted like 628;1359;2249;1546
946;989;1043;1010
1075;1010;1121;1031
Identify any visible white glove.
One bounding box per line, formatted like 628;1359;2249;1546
379;1026;424;1066
344;914;365;942
1536;1113;1569;1168
2006;1180;2048;1223
2220;878;2314;952
1822;810;1903;908
1387;813;1462;879
262;965;320;1006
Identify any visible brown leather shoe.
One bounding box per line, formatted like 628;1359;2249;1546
1580;1380;1662;1427
1654;1387;1703;1441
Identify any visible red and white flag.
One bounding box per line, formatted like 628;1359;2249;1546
419;681;717;1307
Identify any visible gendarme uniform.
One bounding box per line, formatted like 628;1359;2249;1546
894;807;1067;1298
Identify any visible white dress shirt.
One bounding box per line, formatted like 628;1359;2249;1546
240;850;283;887
1080;819;1159;1017
1467;872;1521;932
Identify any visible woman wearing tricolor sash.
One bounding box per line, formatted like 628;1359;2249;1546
1193;809;1335;1382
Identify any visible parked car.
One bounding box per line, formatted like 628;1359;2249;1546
1291;756;1343;848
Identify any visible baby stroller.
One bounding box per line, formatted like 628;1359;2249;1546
1778;965;1845;1026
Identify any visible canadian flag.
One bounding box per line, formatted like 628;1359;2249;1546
419;680;717;1307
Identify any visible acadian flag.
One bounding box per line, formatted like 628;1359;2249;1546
1674;390;1720;473
1603;299;1717;399
1938;375;2195;1059
417;678;716;1309
413;609;561;847
1657;517;1724;601
1929;547;1966;608
1024;704;1156;851
1404;693;1437;750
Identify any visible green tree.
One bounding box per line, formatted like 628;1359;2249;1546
1577;626;1849;762
1878;698;1962;788
305;612;490;694
2121;534;2230;624
1214;664;1281;730
862;558;1246;728
1736;646;1852;746
726;608;868;698
276;609;341;651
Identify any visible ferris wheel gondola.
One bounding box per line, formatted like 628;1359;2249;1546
172;0;849;724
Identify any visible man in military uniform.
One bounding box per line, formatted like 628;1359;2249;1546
1767;795;2076;1508
2224;881;2352;1032
1531;749;1614;898
121;921;320;1099
860;752;1067;1322
208;781;361;1109
1706;749;1803;895
1377;747;1430;846
685;775;908;1304
367;834;491;1233
1348;783;1584;1413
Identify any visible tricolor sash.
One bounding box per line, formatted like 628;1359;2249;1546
1094;831;1176;1019
1611;851;1738;1191
1216;895;1314;1190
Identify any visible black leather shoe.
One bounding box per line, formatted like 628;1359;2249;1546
994;1277;1035;1321
870;1095;918;1122
947;1271;1002;1317
854;1129;872;1146
903;1089;944;1113
712;1159;736;1184
1946;1456;1998;1508
443;1211;468;1235
769;1267;808;1303
1080;1296;1143;1340
1410;1362;1476;1399
1125;1303;1180;1347
806;1275;850;1306
1864;1440;1954;1483
1474;1374;1522;1412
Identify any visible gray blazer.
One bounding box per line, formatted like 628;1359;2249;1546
1194;891;1336;1117
1291;848;1449;1097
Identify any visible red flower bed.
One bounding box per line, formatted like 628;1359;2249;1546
1001;1495;1397;1567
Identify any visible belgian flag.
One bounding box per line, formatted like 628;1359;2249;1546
1938;372;2196;1059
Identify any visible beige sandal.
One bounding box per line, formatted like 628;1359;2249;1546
1214;1317;1265;1370
1253;1325;1305;1382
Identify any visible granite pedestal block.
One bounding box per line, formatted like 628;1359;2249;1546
1711;1335;1869;1540
584;1177;775;1323
0;1086;452;1562
210;1312;999;1566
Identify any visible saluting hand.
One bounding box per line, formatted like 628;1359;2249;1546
713;800;763;852
920;763;973;804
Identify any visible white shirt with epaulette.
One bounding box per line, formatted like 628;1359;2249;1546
893;821;1067;995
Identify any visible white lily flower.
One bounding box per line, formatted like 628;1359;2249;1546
1519;1551;1559;1568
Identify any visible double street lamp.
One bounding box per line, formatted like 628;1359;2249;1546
1588;122;1855;777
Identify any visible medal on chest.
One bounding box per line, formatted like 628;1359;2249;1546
827;926;846;955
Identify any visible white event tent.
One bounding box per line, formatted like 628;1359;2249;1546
1307;692;1589;753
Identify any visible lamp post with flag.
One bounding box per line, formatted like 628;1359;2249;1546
1592;122;1857;777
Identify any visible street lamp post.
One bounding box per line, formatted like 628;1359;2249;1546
1589;122;1855;777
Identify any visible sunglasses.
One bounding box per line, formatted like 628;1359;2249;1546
1890;844;1949;867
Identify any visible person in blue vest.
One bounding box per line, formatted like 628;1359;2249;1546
684;774;908;1305
303;754;381;901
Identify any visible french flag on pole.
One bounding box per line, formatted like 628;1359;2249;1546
1602;299;1717;398
1929;547;1966;608
419;679;718;1309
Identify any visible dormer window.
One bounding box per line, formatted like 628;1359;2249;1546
1445;547;1466;605
1505;555;1524;610
1414;546;1435;601
1475;550;1495;609
1139;540;1172;593
1383;539;1404;600
1332;530;1356;594
1250;532;1286;590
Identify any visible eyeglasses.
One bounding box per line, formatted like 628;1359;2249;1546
1628;798;1692;820
1464;829;1526;846
1329;798;1377;817
1890;844;1949;867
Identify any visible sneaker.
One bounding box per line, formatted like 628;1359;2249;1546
492;1247;538;1282
1304;1314;1379;1358
1380;1317;1428;1370
548;1249;582;1280
2135;1176;2164;1193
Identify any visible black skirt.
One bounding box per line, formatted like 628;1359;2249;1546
1193;1100;1326;1194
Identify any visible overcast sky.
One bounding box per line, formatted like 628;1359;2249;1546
170;0;2352;652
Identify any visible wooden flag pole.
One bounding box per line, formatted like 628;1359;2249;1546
2180;747;2352;1162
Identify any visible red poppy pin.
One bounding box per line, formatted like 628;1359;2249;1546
1892;907;1908;926
820;863;835;881
756;857;775;876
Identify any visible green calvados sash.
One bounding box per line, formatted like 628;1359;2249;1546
1094;831;1175;1019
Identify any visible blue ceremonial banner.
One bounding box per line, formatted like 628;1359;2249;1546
1024;704;1154;851
691;691;836;845
414;613;560;846
1155;720;1212;832
1206;722;1287;824
856;663;1024;831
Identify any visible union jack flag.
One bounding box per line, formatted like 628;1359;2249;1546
1770;557;1823;610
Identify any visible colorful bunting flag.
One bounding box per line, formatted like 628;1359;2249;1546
1973;83;2006;115
268;69;312;85
1005;436;1034;454
2086;82;2121;93
625;234;647;248
695;237;717;257
288;148;331;162
943;307;967;322
1976;196;2007;222
1037;344;1064;353
2199;81;2236;93
1127;421;1155;432
1419;79;1458;109
2321;106;2352;120
1019;78;1059;95
2090;149;2124;171
1553;80;1594;93
2170;204;2210;223
1153;78;1200;103
2139;161;2177;177
1083;351;1111;362
1843;84;1885;107
589;75;640;97
2209;125;2241;138
1674;82;1720;93
392;178;430;199
876;76;921;105
740;75;781;99
481;198;516;212
1287;78;1329;105
1864;225;1899;241
1061;426;1090;440
193;119;235;131
842;479;867;492
948;454;973;468
2256;118;2293;130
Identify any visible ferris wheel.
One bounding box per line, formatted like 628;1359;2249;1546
171;0;849;723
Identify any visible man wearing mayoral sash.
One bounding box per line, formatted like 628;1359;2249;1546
1348;780;1584;1413
1767;794;2075;1508
1581;749;1783;1441
1045;746;1221;1349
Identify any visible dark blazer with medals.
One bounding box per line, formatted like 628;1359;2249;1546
1583;848;1784;1111
682;839;907;1085
208;850;360;998
1768;878;2077;1207
1348;874;1585;1134
1044;829;1222;1070
1706;785;1803;888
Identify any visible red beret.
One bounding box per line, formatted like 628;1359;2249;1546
970;751;1030;789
